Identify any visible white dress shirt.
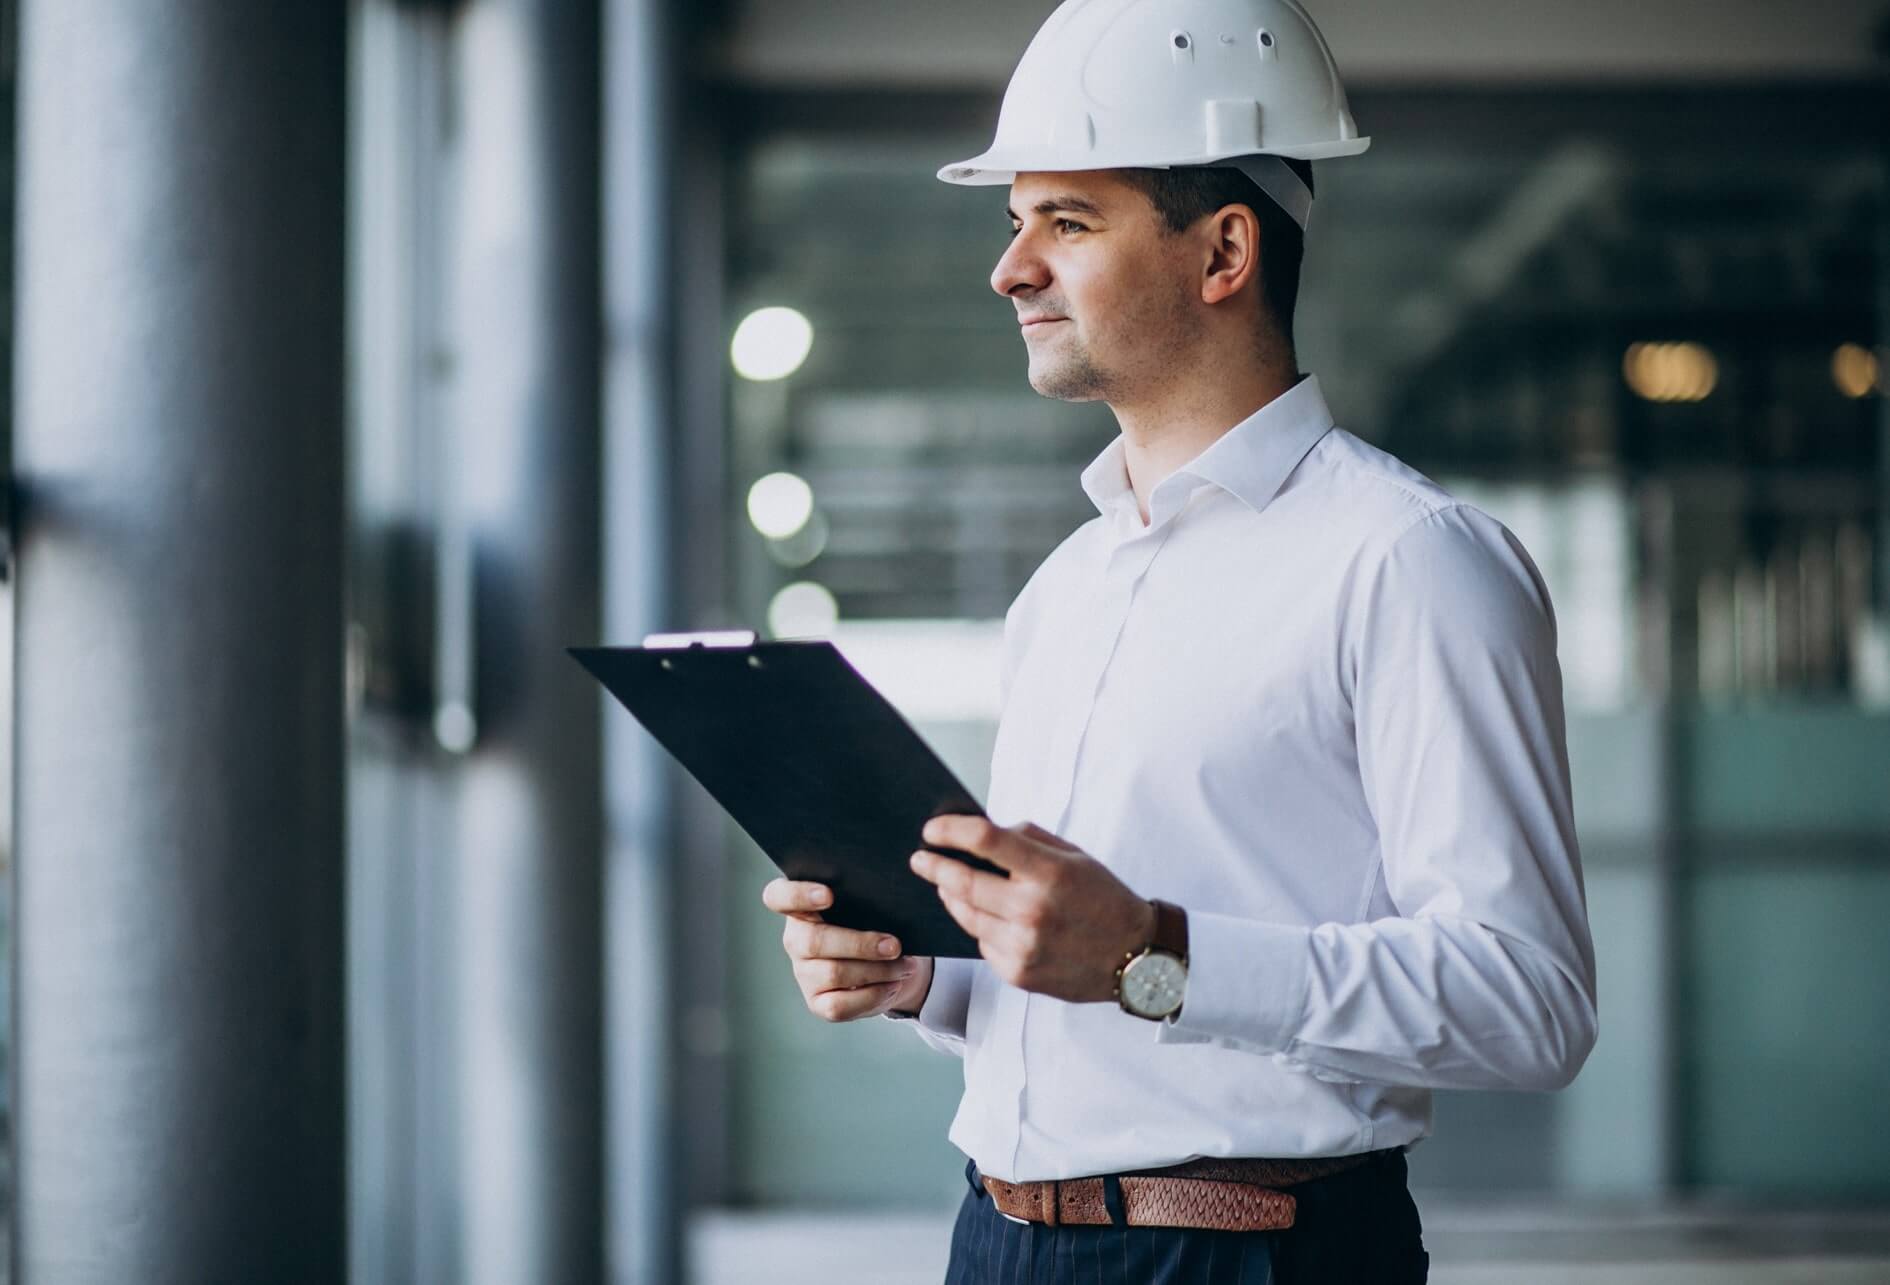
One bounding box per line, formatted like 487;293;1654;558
885;374;1598;1182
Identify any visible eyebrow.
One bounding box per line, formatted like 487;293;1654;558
1005;195;1107;222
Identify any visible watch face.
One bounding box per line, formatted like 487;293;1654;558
1121;952;1186;1018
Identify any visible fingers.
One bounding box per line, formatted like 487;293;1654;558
794;955;915;994
910;848;1022;919
796;956;921;1023
805;978;909;1023
763;879;920;1022
780;912;901;963
937;887;1012;950
761;877;833;917
922;814;1041;874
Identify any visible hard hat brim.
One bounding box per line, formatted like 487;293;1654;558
937;136;1371;185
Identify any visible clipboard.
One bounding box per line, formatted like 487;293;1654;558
570;631;1004;958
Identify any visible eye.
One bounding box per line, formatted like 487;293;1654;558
1055;218;1087;235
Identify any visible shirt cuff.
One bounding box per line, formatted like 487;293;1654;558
883;956;976;1052
1153;909;1311;1053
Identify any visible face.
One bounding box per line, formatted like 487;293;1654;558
993;170;1203;404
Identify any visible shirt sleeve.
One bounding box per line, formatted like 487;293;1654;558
882;956;979;1057
1154;504;1599;1092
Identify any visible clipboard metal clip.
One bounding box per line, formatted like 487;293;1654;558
641;630;759;650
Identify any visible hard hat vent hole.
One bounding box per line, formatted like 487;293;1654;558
1259;30;1274;47
1173;33;1190;49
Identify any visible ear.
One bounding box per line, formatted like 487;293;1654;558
1200;203;1261;307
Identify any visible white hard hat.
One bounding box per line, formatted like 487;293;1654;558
939;0;1369;229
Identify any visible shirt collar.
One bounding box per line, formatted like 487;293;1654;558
1079;374;1337;532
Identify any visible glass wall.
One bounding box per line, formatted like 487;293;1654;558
712;87;1890;1206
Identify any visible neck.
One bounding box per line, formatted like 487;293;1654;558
1108;355;1301;526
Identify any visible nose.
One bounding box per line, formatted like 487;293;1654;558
991;230;1051;298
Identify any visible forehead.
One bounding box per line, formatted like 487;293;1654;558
1006;170;1146;218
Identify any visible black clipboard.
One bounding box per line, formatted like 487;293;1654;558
570;632;1003;958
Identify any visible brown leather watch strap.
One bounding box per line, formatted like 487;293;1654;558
1150;898;1188;962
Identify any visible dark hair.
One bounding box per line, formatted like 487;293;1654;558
1115;158;1313;352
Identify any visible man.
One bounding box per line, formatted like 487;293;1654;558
762;1;1597;1280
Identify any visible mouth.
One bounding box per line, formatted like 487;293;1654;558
1019;317;1068;332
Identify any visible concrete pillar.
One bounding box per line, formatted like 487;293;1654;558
11;3;348;1280
449;0;606;1280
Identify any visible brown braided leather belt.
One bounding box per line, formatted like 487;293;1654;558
977;1150;1389;1233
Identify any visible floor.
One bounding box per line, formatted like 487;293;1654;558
689;1202;1890;1284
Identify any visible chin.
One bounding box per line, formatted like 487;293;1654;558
1027;361;1108;403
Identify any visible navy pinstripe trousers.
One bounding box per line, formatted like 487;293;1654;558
942;1150;1428;1284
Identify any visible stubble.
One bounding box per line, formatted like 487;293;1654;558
1025;274;1200;405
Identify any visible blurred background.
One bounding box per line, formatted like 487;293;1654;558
0;1;1887;1282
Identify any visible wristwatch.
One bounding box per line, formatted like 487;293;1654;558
1115;898;1188;1021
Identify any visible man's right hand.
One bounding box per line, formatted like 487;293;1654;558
762;878;935;1022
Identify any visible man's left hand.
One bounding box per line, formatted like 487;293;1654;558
909;815;1156;1004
